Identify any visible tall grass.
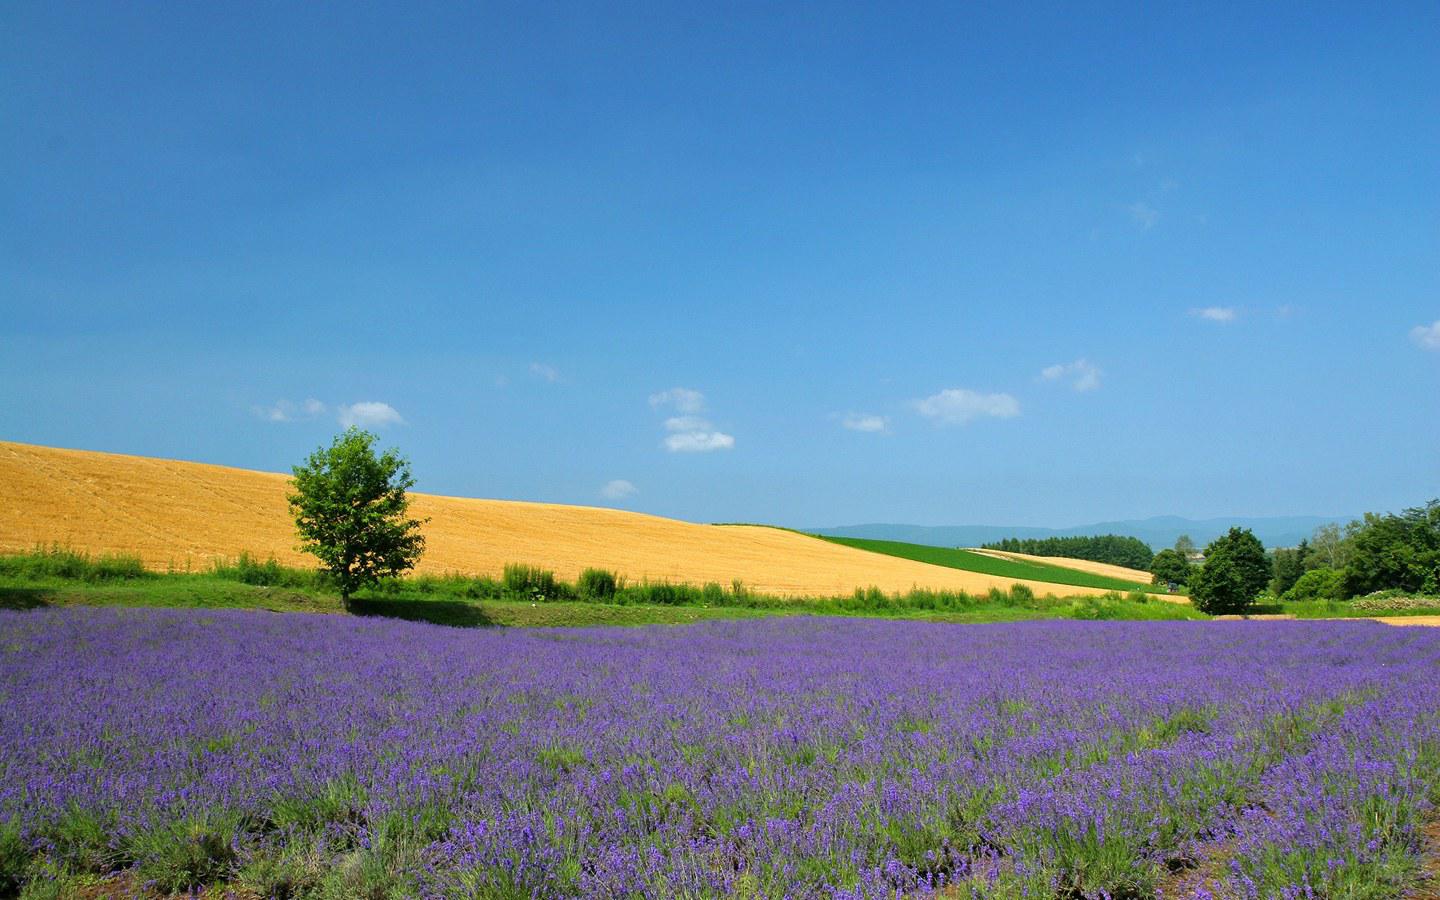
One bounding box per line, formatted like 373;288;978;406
0;546;149;582
210;552;324;589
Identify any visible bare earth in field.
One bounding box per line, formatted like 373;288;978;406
968;548;1155;583
0;441;1112;599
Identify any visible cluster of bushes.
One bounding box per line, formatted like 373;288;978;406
981;534;1154;570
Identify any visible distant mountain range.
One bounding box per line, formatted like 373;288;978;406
805;515;1356;551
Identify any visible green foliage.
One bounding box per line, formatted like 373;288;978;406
288;429;427;603
1269;539;1310;596
0;546;149;582
1282;567;1345;603
501;564;565;600
576;568;618;600
211;551;322;588
1341;500;1440;598
0;819;28;897
1148;548;1191;587
1173;534;1196;557
980;534;1154;570
1189;527;1270;615
126;812;246;893
1306;522;1357;571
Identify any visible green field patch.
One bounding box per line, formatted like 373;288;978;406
815;535;1161;593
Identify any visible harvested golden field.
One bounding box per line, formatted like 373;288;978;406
968;548;1155;583
0;441;1108;598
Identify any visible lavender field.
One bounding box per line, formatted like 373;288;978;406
2;609;1439;898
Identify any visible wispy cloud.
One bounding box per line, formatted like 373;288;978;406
651;388;734;452
1128;201;1159;229
1411;320;1440;351
648;387;705;414
529;362;561;383
839;412;889;433
1191;306;1237;324
600;479;638;500
337;401;404;429
1039;359;1102;392
913;389;1020;426
254;398;326;422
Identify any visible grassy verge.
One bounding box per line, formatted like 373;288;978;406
815;534;1165;593
0;547;1206;628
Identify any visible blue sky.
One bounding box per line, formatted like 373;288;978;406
2;2;1437;527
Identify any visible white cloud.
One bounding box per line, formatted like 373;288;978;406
1192;306;1237;323
648;387;705;414
1128;202;1159;229
255;398;326;422
661;414;734;453
664;430;735;452
840;413;888;433
1410;320;1440;351
337;401;404;429
913;389;1020;425
529;362;561;383
600;479;638;500
1039;359;1102;392
650;387;733;451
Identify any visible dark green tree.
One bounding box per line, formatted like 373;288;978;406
288;428;427;607
1189;527;1270;615
1341;501;1440;597
1149;548;1191;588
1269;539;1311;596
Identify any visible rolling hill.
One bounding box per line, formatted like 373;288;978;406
0;440;1120;599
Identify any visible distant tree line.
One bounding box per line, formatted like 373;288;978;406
981;535;1154;570
1147;499;1440;613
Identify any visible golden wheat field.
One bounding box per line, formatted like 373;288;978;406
967;548;1155;583
0;440;1114;598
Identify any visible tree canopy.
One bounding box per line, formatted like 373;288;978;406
1149;548;1191;587
1341;501;1440;597
1189;528;1270;615
288;429;427;604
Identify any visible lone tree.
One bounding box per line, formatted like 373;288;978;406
288;428;426;607
1189;527;1270;615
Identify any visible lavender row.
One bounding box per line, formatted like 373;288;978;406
2;609;1438;897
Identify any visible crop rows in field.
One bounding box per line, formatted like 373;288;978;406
2;610;1438;898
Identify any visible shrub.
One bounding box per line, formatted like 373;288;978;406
212;552;317;588
502;564;561;600
1282;568;1346;603
577;568;618;601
